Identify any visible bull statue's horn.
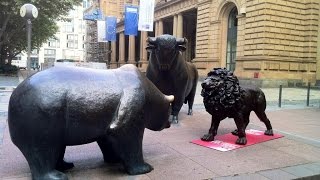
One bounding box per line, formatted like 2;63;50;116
165;95;174;103
176;37;187;45
147;37;157;45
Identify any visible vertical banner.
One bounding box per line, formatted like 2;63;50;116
106;16;117;41
138;0;155;31
97;20;107;42
124;5;139;36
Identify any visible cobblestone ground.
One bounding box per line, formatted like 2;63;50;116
0;75;18;146
0;75;19;87
0;91;11;145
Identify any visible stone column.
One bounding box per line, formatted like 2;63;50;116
128;35;135;64
177;13;183;38
155;21;159;36
140;31;148;62
316;6;320;85
111;41;116;67
119;32;125;64
173;15;178;36
158;19;163;35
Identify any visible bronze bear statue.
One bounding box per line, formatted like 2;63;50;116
200;68;273;145
8;64;174;180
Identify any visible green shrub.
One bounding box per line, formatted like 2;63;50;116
0;64;19;74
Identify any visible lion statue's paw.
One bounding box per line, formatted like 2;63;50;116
201;133;215;141
264;129;274;136
236;137;247;145
231;129;238;136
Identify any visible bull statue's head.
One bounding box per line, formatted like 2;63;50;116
147;34;187;71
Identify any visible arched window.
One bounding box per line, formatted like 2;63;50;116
226;7;238;72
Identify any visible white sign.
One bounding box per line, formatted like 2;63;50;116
138;0;155;31
97;20;107;42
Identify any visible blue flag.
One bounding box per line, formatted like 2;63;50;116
124;5;139;36
106;16;117;41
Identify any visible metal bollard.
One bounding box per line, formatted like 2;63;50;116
278;85;282;108
307;82;310;106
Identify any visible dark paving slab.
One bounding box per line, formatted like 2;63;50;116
214;173;269;180
258;169;297;180
281;165;316;178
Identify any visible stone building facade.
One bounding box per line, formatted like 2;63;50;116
105;0;320;87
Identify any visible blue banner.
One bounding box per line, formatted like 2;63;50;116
106;16;117;41
124;5;139;36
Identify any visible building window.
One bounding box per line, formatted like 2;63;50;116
44;49;56;56
67;42;78;48
226;7;238;72
48;38;60;48
67;34;78;41
31;49;38;55
65;22;74;33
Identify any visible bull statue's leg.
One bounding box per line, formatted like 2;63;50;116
186;88;197;116
171;99;184;124
187;71;198;116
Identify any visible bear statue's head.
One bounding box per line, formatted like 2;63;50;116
144;92;174;131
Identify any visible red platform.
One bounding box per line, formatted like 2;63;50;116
191;129;284;152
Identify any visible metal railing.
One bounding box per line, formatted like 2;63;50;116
276;83;320;108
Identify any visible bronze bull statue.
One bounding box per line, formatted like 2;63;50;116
146;34;199;124
8;64;174;180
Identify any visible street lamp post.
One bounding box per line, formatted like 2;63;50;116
20;4;38;77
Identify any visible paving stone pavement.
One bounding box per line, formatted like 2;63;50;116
0;70;320;180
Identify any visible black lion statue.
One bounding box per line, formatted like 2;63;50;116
200;68;273;145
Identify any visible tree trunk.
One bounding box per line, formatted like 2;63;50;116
0;46;5;66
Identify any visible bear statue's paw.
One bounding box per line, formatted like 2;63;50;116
187;109;193;115
236;137;247;145
39;170;68;180
231;129;238;136
56;159;74;172
264;129;274;136
201;133;215;141
126;162;154;175
103;155;121;164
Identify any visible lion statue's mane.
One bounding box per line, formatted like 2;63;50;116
201;68;245;114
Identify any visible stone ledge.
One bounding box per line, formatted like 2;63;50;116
0;86;16;92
